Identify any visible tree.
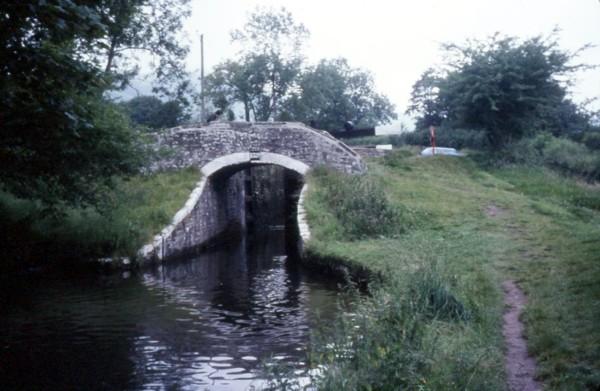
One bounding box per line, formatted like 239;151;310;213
282;58;397;131
408;32;592;148
122;95;187;129
0;1;189;206
93;0;191;99
229;7;309;120
204;56;270;121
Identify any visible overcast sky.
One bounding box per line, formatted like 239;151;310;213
135;0;600;130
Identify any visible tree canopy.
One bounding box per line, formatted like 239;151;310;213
204;8;396;130
408;33;593;148
122;95;188;129
282;58;397;130
229;7;309;121
0;0;190;206
204;56;270;121
94;0;191;97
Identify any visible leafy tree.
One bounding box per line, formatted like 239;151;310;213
408;32;592;148
122;95;187;129
204;56;270;121
407;69;446;129
229;7;309;120
205;9;395;129
282;58;397;131
0;0;189;206
93;0;191;99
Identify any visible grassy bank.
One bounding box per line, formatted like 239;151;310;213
1;167;200;266
303;150;600;390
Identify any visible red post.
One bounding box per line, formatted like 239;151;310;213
429;126;436;155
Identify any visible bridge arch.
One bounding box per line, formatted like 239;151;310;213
139;121;365;263
153;121;366;175
201;151;310;178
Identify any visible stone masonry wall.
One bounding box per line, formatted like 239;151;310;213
137;121;365;264
152;121;366;174
139;171;246;262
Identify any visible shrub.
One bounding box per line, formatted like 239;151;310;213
582;131;600;151
402;128;430;146
506;134;600;180
310;167;407;240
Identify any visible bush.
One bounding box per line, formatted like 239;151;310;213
582;131;600;151
506;134;600;180
310;167;407;240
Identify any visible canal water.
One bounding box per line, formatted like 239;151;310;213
0;230;346;390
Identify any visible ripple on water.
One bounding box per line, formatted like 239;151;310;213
0;230;350;391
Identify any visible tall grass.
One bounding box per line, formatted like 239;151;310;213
504;133;600;181
0;167;199;266
308;167;408;240
293;260;490;390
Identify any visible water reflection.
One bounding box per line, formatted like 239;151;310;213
0;230;344;391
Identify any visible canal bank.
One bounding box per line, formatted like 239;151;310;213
299;150;600;390
0;161;356;390
3;148;599;390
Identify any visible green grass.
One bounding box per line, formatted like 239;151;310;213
304;148;600;390
1;167;200;263
308;166;408;240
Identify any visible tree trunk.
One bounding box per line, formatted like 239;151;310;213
270;73;277;120
105;36;119;74
244;103;250;122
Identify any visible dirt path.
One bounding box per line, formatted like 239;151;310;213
502;280;542;391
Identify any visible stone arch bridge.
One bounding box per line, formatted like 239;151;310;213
152;121;365;176
138;121;365;263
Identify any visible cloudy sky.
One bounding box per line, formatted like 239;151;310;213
136;0;600;130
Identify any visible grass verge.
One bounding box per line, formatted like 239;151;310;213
1;167;200;266
303;149;600;390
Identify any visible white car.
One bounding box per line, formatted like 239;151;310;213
421;147;463;156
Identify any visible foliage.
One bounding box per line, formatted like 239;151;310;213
0;0;190;207
204;56;271;121
205;9;396;127
505;133;600;180
226;7;309;120
342;127;488;150
582;131;600;150
400;127;490;149
281;58;397;131
0;167;199;268
121;95;188;129
309;264;475;391
93;0;192;99
309;167;408;240
408;32;593;148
